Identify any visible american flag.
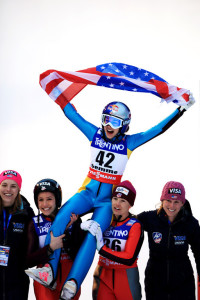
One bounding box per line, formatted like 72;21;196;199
39;62;190;109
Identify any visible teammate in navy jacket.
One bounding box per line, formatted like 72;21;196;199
0;170;35;300
138;181;200;300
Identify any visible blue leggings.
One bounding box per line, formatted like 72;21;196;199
45;178;113;290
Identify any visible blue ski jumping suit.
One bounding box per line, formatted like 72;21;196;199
45;102;185;291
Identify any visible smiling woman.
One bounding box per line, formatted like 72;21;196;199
137;181;200;300
81;180;144;300
0;179;20;208
0;170;35;300
37;192;57;216
160;182;185;223
25;178;85;300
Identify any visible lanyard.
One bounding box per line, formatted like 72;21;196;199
3;209;12;241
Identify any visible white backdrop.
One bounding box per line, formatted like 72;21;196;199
0;0;200;299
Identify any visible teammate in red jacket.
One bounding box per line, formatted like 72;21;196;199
82;180;143;300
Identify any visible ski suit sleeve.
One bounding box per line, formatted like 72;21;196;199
63;102;98;141
26;220;50;268
127;107;185;151
99;222;143;266
188;218;200;276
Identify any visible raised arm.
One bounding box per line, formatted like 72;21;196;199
128;93;195;151
62;103;97;141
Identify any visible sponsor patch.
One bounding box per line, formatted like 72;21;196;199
39;182;51;186
116;186;129;196
116;192;122;198
12;222;24;233
126;219;136;226
152;232;162;244
168;188;181;195
4;170;17;177
174;235;186;245
41;186;47;191
106;104;119;113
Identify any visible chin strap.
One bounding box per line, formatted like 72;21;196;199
113;215;122;223
101;127;125;143
117;215;122;221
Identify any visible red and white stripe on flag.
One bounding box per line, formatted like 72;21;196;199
39;64;190;108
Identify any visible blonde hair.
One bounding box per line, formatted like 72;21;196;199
156;202;163;215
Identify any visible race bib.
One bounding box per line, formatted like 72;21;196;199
0;245;10;266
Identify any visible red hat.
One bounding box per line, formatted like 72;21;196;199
160;181;185;204
0;170;22;189
112;180;136;206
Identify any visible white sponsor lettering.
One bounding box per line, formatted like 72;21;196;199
89;170;117;181
95;138;124;151
39;182;51;186
104;229;128;237
116;186;129;195
169;188;181;194
4;170;17;176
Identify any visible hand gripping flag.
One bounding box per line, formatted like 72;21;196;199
39;62;190;109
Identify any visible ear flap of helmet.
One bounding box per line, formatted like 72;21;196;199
125;125;129;133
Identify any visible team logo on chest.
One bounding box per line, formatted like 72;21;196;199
174;235;186;245
152;232;162;244
12;222;25;233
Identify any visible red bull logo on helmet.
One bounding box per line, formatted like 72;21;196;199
106;104;119;114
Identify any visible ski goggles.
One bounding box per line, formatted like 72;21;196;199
101;114;123;129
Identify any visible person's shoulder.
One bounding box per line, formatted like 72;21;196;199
137;210;157;218
127;215;140;224
128;214;145;228
21;195;35;218
187;215;200;228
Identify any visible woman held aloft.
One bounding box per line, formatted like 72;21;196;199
138;181;200;300
0;170;35;300
81;180;144;300
25;179;86;300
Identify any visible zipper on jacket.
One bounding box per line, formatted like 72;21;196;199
3;269;6;300
3;222;7;300
2;210;11;299
167;225;171;300
112;269;115;290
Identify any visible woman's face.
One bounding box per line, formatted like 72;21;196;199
162;199;184;222
37;192;56;216
104;125;120;140
112;196;131;220
0;180;19;207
